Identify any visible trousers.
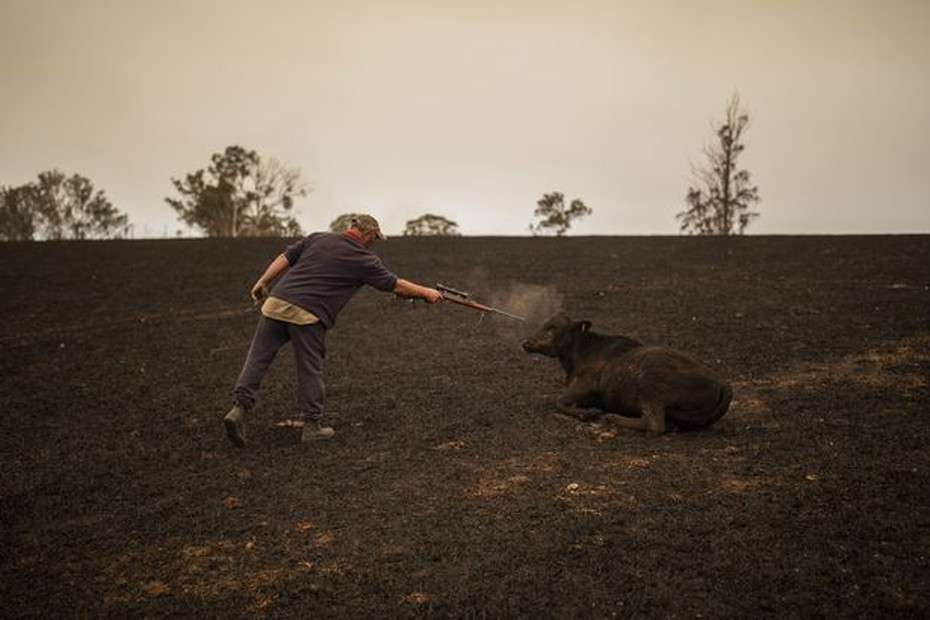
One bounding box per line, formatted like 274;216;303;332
233;316;326;421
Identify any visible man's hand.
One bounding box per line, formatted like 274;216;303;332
250;254;289;305
394;278;444;304
421;287;444;304
251;281;269;304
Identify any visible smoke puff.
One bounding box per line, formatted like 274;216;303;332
491;283;563;326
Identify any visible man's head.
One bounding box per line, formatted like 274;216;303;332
350;214;386;245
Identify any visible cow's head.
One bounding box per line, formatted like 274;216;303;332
522;313;591;357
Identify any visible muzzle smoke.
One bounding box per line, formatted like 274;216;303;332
452;268;562;338
489;283;563;326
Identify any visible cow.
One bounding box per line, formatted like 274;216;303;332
522;313;732;434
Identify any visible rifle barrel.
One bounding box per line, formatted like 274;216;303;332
443;294;525;322
488;307;526;322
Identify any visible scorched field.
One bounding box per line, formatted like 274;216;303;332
1;235;927;618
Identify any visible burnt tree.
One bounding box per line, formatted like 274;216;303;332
678;94;760;235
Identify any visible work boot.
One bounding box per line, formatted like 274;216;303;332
301;420;335;442
224;404;246;447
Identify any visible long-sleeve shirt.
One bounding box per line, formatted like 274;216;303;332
269;232;398;328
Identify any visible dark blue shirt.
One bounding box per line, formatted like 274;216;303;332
270;232;398;328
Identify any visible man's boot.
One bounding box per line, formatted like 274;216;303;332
224;404;247;447
301;420;335;442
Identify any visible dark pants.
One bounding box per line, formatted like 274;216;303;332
233;316;327;421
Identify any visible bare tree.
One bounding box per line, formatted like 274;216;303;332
530;191;591;236
677;93;760;235
167;146;308;237
403;213;460;236
329;213;359;233
248;157;306;237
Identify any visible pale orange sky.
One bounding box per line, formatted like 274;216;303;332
1;0;928;236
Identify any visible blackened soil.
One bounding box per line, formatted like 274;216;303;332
1;235;928;618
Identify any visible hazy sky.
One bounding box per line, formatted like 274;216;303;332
2;0;928;236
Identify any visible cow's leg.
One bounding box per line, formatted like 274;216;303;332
602;413;650;431
640;401;666;435
602;402;666;435
556;395;601;421
556;379;602;421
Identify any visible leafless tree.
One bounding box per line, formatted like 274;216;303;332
167;146;307;237
329;213;359;233
677;93;760;235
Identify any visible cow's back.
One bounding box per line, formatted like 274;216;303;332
598;345;731;427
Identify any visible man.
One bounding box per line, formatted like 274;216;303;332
223;214;442;447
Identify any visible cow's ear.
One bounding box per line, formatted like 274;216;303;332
579;320;592;332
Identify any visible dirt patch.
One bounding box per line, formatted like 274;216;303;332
1;235;928;617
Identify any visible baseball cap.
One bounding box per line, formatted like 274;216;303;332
351;214;387;240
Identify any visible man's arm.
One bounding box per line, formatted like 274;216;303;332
394;278;443;304
251;254;290;302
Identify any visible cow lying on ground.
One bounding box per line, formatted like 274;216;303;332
522;313;732;434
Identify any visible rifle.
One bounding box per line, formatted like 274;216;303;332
436;283;525;322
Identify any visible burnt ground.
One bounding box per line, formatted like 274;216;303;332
0;235;928;618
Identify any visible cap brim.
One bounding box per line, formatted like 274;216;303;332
376;230;387;240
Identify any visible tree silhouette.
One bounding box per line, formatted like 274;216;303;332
0;185;37;241
530;192;591;236
403;213;460;236
329;213;359;233
677;93;760;235
0;171;130;241
167;146;307;237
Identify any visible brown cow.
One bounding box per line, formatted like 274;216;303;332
522;313;731;434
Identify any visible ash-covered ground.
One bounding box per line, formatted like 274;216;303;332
1;235;927;617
